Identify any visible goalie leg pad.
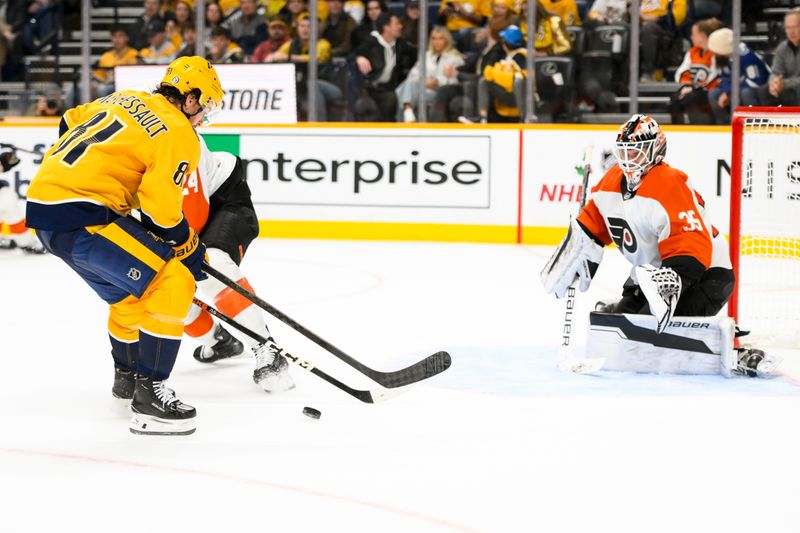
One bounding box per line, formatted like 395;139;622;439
588;312;737;375
541;217;603;298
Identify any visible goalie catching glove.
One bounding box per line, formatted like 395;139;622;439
173;228;207;282
540;217;604;298
636;264;682;334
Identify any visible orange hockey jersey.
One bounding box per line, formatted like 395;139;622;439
577;162;731;283
182;136;237;234
674;47;719;89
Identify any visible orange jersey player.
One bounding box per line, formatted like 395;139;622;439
181;137;294;393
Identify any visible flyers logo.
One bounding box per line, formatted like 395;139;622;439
608;217;637;253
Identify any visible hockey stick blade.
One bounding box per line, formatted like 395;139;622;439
202;262;452;388
193;298;402;404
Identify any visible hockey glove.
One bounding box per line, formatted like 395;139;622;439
635;264;681;334
540;217;604;298
0;151;20;173
174;228;207;282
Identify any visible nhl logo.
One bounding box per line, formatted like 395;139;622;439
127;267;142;281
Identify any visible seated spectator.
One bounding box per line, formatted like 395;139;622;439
271;13;342;120
176;24;198;56
351;0;386;49
204;1;224;50
321;0;357;58
400;0;421;45
706;27;769;124
207;26;244;62
139;18;180;64
279;0;309;34
439;0;491;52
353;11;416;121
345;0;365;24
587;0;628;25
462;24;527;123
224;0;268;55
759;8;800;107
397;26;464;122
669;17;722;124
165;0;193;48
521;1;572;56
252;18;290;62
93;25;140;98
128;0;164;50
539;0;581;26
639;0;686;82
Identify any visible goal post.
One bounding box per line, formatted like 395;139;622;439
729;106;800;346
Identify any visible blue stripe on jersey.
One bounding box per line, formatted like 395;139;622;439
26;200;118;231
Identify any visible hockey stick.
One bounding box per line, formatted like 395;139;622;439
0;143;44;156
192;298;406;403
557;146;606;375
201;263;452;388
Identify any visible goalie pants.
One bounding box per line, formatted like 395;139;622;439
610;267;735;317
36;217;195;380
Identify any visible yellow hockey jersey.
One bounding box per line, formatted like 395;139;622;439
26;90;200;243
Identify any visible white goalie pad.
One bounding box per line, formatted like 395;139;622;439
588;312;738;376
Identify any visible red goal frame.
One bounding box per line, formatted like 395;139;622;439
728;106;800;325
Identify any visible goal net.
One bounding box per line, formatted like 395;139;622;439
730;107;800;347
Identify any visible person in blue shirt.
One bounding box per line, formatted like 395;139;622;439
706;27;770;124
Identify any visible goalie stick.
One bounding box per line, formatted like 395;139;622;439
202;262;452;388
192;298;407;403
557;146;606;375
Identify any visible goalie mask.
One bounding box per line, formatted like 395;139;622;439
613;114;667;191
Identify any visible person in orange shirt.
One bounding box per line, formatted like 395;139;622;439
668;17;722;124
92;25;140;98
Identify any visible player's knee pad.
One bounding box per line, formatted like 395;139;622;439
142;259;196;337
108;294;145;340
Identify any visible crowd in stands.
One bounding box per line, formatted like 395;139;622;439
0;0;799;123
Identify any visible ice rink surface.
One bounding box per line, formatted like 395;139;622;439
1;238;799;533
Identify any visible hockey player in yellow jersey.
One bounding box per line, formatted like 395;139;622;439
26;56;224;436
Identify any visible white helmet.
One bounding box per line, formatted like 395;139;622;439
613;114;667;191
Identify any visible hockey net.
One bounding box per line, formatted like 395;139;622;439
730;107;800;347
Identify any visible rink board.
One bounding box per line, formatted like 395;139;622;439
0;121;732;243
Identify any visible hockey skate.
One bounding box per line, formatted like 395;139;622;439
193;324;244;363
253;340;295;393
129;377;196;435
0;237;16;250
734;348;781;377
112;368;135;400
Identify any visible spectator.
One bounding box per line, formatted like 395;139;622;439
207;26;244;62
27;90;64;117
639;0;686;82
439;0;490;52
396;26;464;122
707;27;769;124
521;1;572;56
321;0;357;58
203;2;224;50
139;18;179;64
166;1;193;48
271;13;343;120
669;17;722;124
540;0;582;26
128;0;164;50
279;0;308;34
351;0;386;49
93;25;140;98
400;0;421;45
21;0;59;54
224;0;268;55
587;0;628;25
175;24;198;57
0;12;23;81
462;24;527;123
345;0;365;24
252;17;290;62
353;11;416;121
759;8;800;107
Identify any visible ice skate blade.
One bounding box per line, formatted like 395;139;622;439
129;412;196;436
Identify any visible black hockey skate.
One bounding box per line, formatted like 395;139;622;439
734;348;780;377
192;324;244;363
112;368;135;400
129;376;196;435
253;340;295;393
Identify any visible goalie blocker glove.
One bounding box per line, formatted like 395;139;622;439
541;217;604;298
636;264;682;334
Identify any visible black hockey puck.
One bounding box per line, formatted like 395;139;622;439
302;406;321;420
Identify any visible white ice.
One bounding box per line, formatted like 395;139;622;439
1;239;799;533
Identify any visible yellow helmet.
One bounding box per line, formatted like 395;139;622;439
161;56;224;113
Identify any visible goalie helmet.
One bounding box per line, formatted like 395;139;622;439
161;56;224;123
613;114;667;191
